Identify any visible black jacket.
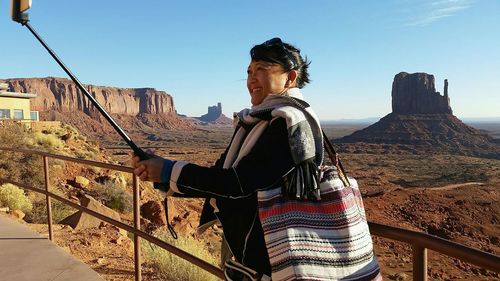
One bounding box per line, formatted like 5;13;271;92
173;117;294;275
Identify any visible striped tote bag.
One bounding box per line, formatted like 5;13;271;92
257;135;382;281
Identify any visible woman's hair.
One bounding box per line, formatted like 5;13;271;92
250;38;311;88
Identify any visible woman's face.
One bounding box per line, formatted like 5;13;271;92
247;60;289;106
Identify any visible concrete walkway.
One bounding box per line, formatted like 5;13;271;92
0;215;104;281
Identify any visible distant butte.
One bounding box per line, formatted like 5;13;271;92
392;72;452;114
196;102;232;124
335;72;499;159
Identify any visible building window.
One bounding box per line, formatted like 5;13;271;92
0;109;10;119
13;109;23;120
30;111;39;121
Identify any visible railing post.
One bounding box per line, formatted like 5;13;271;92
43;156;53;241
133;175;141;281
412;245;427;281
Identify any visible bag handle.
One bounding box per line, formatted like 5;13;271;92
322;130;350;187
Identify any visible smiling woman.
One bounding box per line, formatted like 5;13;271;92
246;61;290;105
246;37;310;106
132;38;381;280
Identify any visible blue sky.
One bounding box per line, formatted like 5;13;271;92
1;0;499;120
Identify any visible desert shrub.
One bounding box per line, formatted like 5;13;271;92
74;149;96;160
63;124;79;135
107;172;128;189
142;229;220;281
0;121;30;147
0;122;45;187
21;154;45;187
94;182;132;213
85;144;100;155
25;191;75;224
33;131;64;149
0;183;33;213
0;151;45;188
87;165;102;174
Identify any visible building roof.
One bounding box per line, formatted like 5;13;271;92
0;91;37;99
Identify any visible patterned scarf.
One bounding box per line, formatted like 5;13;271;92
225;88;324;199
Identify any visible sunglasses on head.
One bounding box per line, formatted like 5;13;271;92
255;37;297;69
262;37;285;47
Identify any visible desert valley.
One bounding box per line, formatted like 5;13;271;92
0;74;499;280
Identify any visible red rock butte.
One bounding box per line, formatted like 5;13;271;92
336;72;500;159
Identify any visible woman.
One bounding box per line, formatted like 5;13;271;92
133;38;381;280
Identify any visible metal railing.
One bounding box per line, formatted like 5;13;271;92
368;222;500;280
0;147;225;280
0;147;499;281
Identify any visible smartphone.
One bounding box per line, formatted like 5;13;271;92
11;0;32;21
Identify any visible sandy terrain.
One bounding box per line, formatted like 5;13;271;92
2;123;499;280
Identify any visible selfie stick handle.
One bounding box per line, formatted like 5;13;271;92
22;22;149;160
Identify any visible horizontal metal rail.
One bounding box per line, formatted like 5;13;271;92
1;147;499;281
368;221;500;274
0;147;132;172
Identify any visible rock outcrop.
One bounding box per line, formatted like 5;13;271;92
199;103;222;122
60;195;121;229
196;102;232;124
3;77;176;116
392;72;452;114
140;200;166;232
336;72;499;159
0;77;194;137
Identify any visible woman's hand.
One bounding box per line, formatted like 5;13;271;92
132;155;166;182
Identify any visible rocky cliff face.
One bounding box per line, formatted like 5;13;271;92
392;72;452;114
0;77;194;140
3;77;176;116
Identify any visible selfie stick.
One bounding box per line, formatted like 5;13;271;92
12;1;184;238
11;1;148;160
